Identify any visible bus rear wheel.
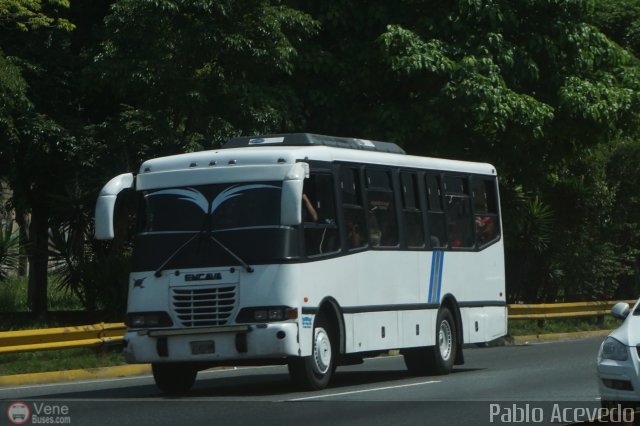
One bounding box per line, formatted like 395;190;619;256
152;362;198;395
288;313;336;390
404;307;457;376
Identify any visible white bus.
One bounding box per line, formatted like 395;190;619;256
95;133;506;393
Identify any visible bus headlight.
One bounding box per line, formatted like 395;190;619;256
125;311;173;328
236;306;298;323
600;337;628;361
268;309;283;320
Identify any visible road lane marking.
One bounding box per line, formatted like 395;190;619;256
287;380;441;401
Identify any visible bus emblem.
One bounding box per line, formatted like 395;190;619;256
185;273;222;282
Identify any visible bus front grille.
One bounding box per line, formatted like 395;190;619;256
171;286;237;327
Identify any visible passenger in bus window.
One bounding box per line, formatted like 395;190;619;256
448;222;465;248
367;210;381;246
302;193;318;222
476;215;496;244
347;220;364;248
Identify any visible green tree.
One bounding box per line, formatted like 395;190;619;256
0;0;73;31
606;139;640;298
0;0;78;316
592;0;640;57
88;0;318;166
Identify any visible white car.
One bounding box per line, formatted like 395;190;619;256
597;300;640;407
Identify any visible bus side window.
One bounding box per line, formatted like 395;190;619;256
340;167;368;250
303;173;340;256
443;175;474;248
472;177;500;247
401;172;425;248
366;168;398;247
425;174;446;248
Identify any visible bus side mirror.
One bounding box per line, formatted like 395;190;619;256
95;173;134;240
281;162;308;226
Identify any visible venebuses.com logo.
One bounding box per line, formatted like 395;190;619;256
6;401;71;424
7;402;30;425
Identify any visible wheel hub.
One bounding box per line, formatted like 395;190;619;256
312;327;332;375
438;320;452;361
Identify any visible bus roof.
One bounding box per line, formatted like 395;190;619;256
224;133;406;155
138;134;496;176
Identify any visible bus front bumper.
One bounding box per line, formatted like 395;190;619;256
123;323;300;363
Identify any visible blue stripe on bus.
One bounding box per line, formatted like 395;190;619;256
436;250;444;302
428;250;436;303
427;251;445;304
433;251;442;303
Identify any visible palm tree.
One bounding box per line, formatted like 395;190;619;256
0;222;19;281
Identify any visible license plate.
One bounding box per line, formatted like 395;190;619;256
190;340;215;355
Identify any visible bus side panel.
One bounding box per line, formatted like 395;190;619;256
438;244;505;302
299;251;426;354
439;241;506;344
298;255;360;356
351;312;399;352
461;306;508;344
461;307;488;343
356;251;423;309
485;306;508;340
399;310;435;348
346;310;437;353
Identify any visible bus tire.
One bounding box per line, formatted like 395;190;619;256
403;307;456;376
152;363;198;395
430;307;456;374
288;313;336;390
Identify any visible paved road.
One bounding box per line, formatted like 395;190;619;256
0;337;606;425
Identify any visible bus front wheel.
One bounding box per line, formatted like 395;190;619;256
152;362;198;395
288;313;336;390
404;307;457;375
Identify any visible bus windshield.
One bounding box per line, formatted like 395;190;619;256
132;181;300;272
139;181;283;233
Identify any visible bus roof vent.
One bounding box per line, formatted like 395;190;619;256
223;133;406;155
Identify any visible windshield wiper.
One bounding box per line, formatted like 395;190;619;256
153;229;254;276
209;234;254;273
154;231;205;277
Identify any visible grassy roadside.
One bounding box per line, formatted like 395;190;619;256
508;316;620;336
0;347;126;376
0;317;621;377
0;276;84;314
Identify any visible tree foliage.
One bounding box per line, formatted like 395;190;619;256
0;0;74;32
89;0;318;164
592;0;640;57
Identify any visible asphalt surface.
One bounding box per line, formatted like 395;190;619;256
0;336;607;425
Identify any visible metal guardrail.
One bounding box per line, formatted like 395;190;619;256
0;323;126;354
507;300;636;320
0;301;636;354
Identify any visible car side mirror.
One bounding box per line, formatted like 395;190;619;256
611;302;630;320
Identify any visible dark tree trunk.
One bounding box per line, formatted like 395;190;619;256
14;208;29;277
27;202;49;319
